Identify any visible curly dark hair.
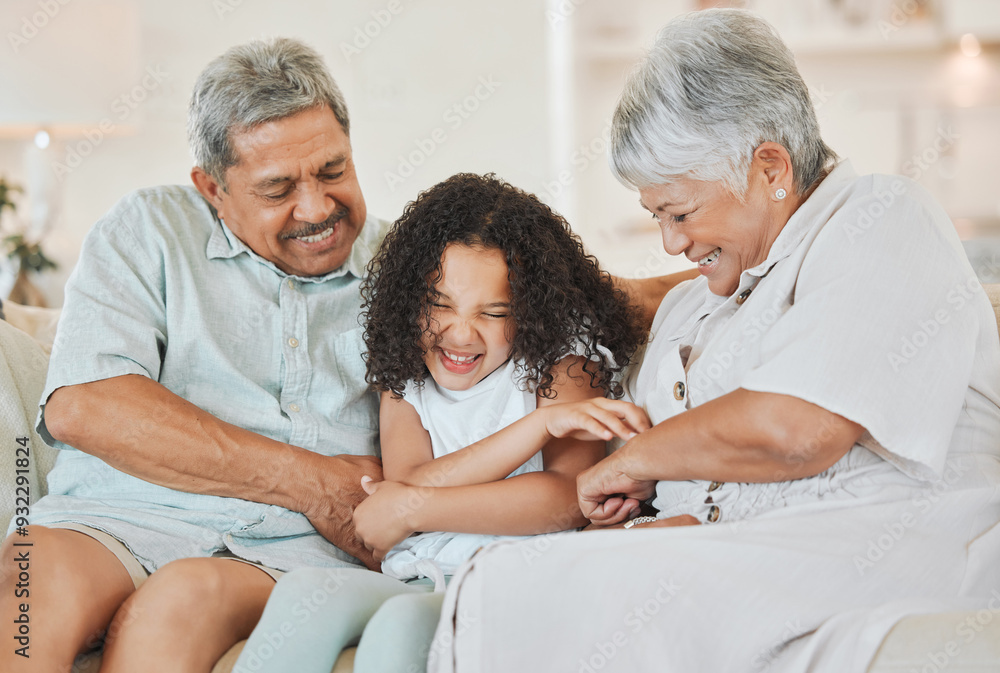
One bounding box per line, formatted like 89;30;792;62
361;173;646;400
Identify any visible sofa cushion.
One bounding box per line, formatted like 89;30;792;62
0;320;59;534
985;284;1000;332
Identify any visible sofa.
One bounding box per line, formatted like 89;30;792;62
2;287;999;673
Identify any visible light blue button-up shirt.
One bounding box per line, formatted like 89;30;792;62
28;185;389;572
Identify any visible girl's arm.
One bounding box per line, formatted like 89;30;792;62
354;357;650;559
382;356;649;488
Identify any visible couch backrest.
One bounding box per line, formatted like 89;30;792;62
986;284;1000;335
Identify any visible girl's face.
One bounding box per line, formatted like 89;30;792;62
421;243;514;391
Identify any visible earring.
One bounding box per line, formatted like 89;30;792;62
774;188;787;200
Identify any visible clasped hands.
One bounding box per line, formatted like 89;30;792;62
352;398;689;564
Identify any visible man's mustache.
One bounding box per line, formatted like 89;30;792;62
282;209;349;239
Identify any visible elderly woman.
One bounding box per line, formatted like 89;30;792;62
429;9;1000;673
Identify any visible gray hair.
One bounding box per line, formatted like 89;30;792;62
187;37;350;189
610;9;836;197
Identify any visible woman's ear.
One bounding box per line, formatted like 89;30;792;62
751;142;794;198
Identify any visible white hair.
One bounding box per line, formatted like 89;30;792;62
187;37;350;189
609;9;836;197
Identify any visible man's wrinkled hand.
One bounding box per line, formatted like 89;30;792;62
303;454;383;571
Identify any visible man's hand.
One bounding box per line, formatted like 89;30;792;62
302;454;383;571
352;478;420;564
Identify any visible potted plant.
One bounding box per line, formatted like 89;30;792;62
0;176;56;307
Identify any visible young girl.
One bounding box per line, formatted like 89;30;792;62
234;173;648;673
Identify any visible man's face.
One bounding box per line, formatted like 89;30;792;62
200;105;367;277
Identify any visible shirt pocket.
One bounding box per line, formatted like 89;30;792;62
333;327;379;430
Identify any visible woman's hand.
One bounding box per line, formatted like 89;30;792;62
576;448;658;526
352;476;419;563
540;397;652;443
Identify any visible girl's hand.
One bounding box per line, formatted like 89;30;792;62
576;449;658;526
352;476;419;563
541;398;652;443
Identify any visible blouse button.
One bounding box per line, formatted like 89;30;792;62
736;288;752;305
288;403;301;413
288;337;299;348
673;381;686;401
707;505;721;523
708;481;723;492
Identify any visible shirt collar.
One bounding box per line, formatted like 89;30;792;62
743;160;858;279
206;211;384;283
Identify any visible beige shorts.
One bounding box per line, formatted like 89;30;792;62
50;522;284;589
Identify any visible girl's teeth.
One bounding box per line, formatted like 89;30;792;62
445;351;478;363
297;227;334;244
699;248;721;266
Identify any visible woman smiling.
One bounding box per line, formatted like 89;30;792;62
429;9;1000;673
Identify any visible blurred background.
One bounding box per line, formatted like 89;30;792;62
0;0;997;306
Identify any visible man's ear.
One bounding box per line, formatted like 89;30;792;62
191;167;226;212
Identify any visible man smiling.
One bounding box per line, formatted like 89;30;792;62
0;38;387;672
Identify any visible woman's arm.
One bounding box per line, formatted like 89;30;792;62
577;388;865;525
355;357;649;559
613;269;700;328
382;357;649;488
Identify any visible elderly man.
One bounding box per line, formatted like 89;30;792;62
0;37;692;672
0;38;387;672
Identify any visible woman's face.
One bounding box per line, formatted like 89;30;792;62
639;177;785;297
421;243;515;391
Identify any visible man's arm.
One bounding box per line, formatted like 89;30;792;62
613;269;700;328
44;373;382;569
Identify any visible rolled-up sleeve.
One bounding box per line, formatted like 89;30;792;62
740;179;982;479
37;191;167;449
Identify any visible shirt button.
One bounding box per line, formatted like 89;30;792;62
707;505;721;523
673;381;686;401
288;337;299;348
289;403;301;413
708;481;723;492
736;288;752;305
287;279;295;290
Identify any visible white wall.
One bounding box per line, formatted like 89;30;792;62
0;0;552;305
1;0;998;305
